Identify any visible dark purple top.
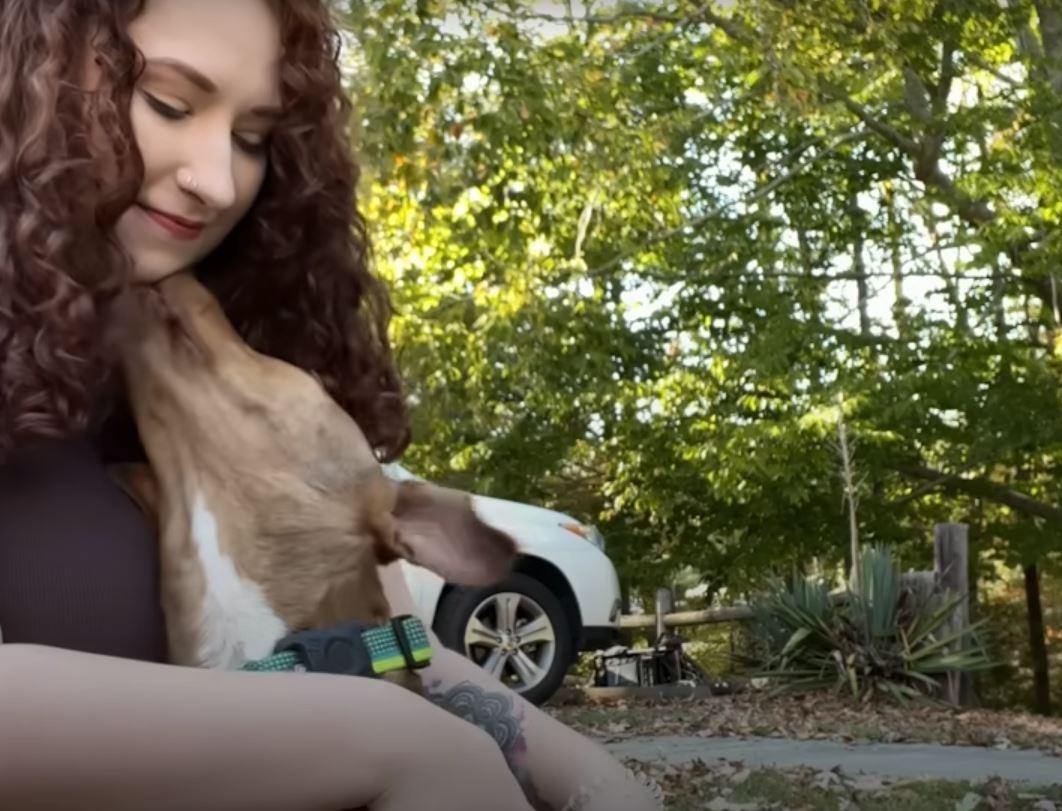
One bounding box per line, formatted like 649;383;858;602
0;414;168;661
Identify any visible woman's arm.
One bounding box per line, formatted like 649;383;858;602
422;647;663;811
378;563;663;811
0;643;534;811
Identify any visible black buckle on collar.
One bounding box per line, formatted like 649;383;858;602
274;620;376;677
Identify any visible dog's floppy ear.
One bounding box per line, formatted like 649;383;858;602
385;480;517;586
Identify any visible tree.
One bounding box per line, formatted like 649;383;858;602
343;0;1060;711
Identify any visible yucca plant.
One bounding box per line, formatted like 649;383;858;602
747;546;995;705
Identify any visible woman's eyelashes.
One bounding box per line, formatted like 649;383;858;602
139;90;271;157
141;90;187;120
232;133;269;155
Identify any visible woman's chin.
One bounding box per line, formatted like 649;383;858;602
121;246;198;285
130;266;194;286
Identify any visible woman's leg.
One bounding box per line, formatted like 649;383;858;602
379;563;663;811
0;643;534;811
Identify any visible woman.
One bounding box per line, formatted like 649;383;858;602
0;1;661;810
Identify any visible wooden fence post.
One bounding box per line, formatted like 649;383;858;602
654;587;674;640
934;523;973;706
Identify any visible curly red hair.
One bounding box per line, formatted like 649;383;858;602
0;0;410;463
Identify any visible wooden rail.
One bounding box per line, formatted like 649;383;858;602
618;604;756;629
619;591;848;630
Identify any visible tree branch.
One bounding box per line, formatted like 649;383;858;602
479;5;690;26
587;129;866;277
1034;1;1062;94
966;51;1024;89
699;4;756;44
837;94;920;154
694;5;1005;230
894;462;1062;524
696;1;1051;314
934;39;958;118
836;94;996;225
903;67;934;125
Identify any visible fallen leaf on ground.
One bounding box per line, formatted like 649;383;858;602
705;798;760;811
546;690;1062;757
731;768;752;785
982;776;1012;810
812;769;842;789
845;773;889;792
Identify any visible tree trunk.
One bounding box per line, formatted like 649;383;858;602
884;186;909;336
969;502;985;707
934;524;972;706
1023;562;1053;715
837;396;861;592
921;206;968;332
968;511;980;615
848;193;871;336
991;258;1007;340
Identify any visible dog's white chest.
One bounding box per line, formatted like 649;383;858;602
190;492;287;669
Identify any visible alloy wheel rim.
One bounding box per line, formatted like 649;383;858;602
463;591;557;692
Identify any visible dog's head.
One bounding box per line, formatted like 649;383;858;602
108;272;516;627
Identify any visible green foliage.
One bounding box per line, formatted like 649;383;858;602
977;568;1062;713
342;0;1062;604
748;547;995;703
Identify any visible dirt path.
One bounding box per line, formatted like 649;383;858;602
605;736;1062;785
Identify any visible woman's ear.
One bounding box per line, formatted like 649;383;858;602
385;481;517;586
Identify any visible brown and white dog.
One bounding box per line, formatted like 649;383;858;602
106;272;516;686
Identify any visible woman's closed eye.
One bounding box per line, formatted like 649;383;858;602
232;132;270;156
141;90;188;121
140;90;271;157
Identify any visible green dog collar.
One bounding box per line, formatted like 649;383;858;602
241;615;432;676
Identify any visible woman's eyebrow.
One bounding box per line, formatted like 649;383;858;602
147;57;216;93
145;57;282;118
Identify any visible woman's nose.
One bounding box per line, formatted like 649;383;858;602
179;140;237;212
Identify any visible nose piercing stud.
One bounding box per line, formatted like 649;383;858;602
177;168;199;192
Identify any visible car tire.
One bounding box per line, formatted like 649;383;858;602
434;572;574;705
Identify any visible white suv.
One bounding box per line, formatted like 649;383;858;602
386;464;623;704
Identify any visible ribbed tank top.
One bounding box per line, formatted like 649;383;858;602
0;414;167;661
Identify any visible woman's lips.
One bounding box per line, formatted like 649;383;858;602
139;205;205;241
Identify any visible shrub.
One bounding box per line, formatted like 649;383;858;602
747;546;995;704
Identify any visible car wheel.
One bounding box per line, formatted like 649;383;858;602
434;572;574;705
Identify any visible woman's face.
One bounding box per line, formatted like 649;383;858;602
112;0;282;284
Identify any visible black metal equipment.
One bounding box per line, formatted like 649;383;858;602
591;630;712;688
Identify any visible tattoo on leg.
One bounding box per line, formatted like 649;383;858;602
426;680;556;811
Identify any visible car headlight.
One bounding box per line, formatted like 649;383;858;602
560;522;606;551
